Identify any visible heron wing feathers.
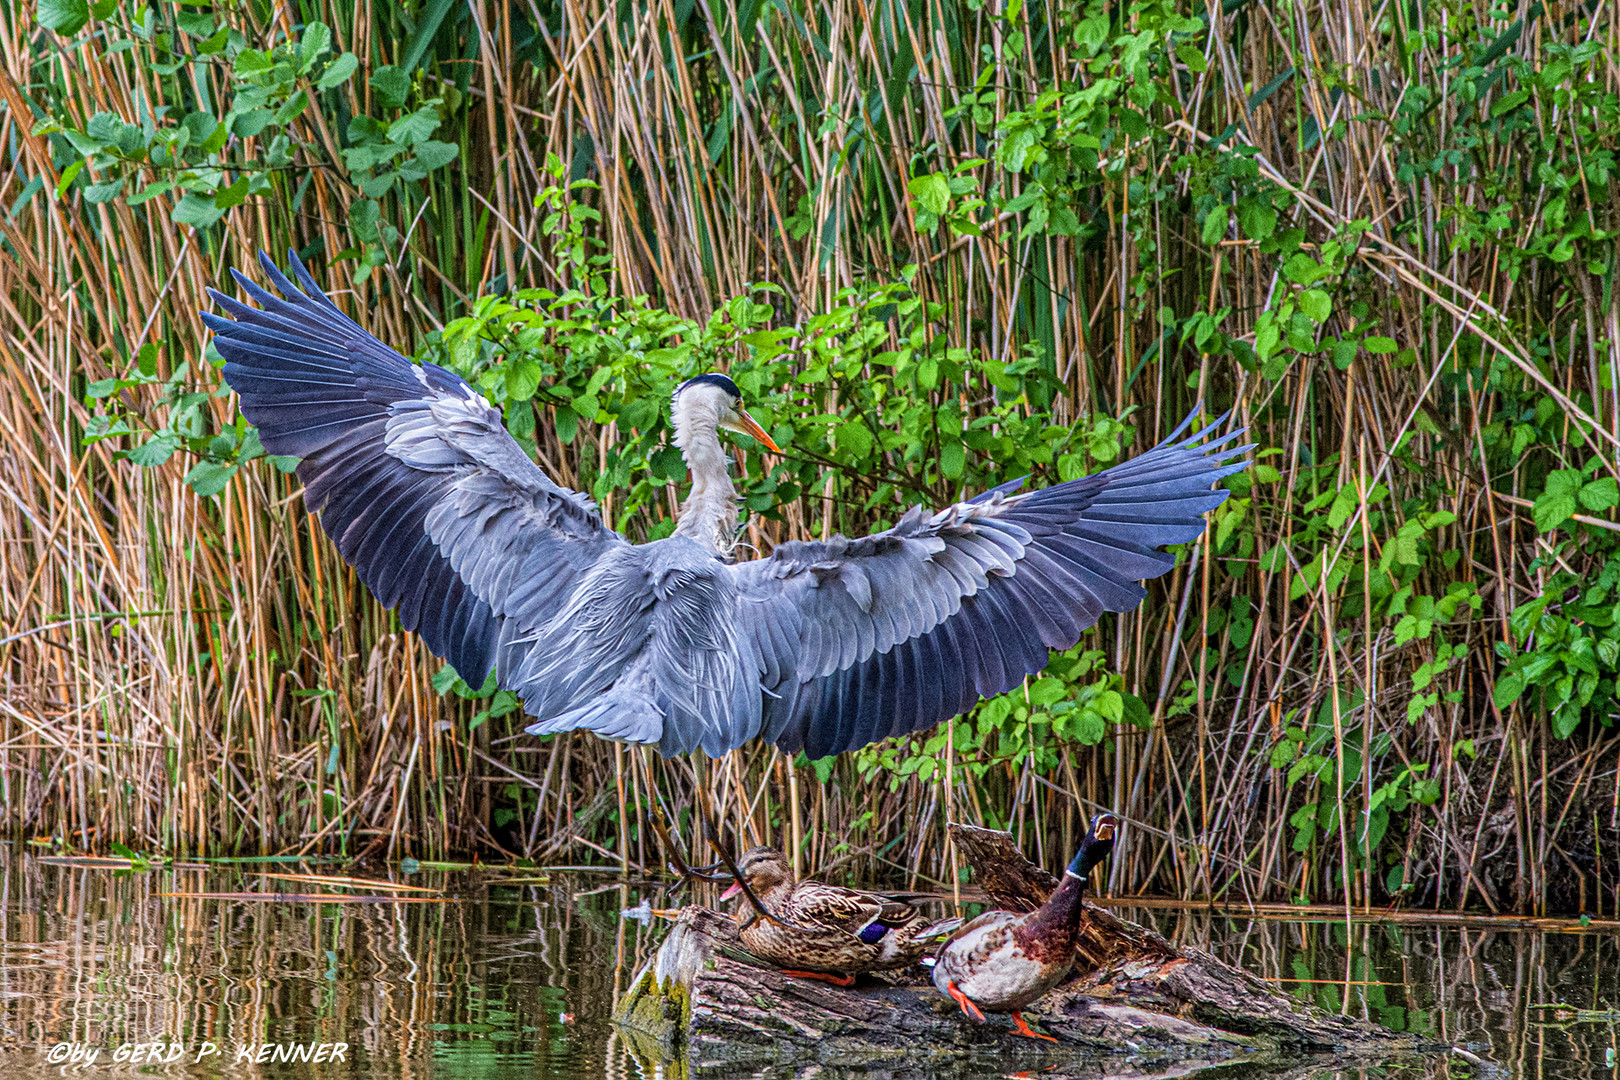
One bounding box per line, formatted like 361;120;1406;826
519;543;763;757
731;417;1251;758
208;250;624;690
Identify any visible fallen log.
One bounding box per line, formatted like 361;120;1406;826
615;825;1441;1073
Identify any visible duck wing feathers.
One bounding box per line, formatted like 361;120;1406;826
785;884;919;935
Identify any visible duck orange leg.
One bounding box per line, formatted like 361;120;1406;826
780;969;856;987
942;979;986;1022
1009;1011;1058;1042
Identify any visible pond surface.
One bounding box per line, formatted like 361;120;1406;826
0;848;1614;1080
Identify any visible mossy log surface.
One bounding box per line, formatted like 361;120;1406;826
615;826;1443;1075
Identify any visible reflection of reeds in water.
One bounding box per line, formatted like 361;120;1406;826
5;850;1614;1080
1139;906;1620;1080
1;0;1616;915
0;850;661;1074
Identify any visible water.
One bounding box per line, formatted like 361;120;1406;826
0;850;1614;1079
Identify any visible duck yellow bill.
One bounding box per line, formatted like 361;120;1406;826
736;409;781;453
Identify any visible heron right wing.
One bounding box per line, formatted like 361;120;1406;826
728;415;1251;759
206;252;628;688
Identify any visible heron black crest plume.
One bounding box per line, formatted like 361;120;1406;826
206;252;1252;760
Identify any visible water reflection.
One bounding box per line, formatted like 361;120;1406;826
0;849;1614;1079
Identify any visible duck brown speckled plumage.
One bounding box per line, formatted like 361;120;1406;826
931;813;1119;1040
720;845;949;985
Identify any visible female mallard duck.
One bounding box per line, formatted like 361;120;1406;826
931;813;1118;1040
719;845;946;986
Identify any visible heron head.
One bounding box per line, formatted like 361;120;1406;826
718;844;793;900
674;373;781;453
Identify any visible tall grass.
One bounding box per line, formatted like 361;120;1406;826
2;0;1616;914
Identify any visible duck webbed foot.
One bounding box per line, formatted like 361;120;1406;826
781;969;856;987
943;979;986;1022
1010;1011;1057;1042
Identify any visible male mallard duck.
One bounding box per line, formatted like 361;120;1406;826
719;845;947;985
931;813;1118;1040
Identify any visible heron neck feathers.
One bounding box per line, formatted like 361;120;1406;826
671;393;739;558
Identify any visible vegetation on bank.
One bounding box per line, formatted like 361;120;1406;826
2;0;1616;914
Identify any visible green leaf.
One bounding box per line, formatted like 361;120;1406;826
1326;484;1357;530
231;109;275;138
1027;677;1066;706
124;434;178;467
411;139;459;171
348;197;381;242
371;65;411;110
84;178;123;204
388;106;441;145
554;404;578;443
1200;205;1228;245
172;193;226;229
1363;336;1397;353
1298;289;1331;323
908;173;951;215
1491;88;1530;117
1533;489;1578;533
213;176;251;210
175;11;214;36
1237;199;1276;242
1578;477;1618;512
1255;315;1280;364
505;358;542;401
834;421;873;459
939;438;965;478
54;159;85;198
185;461;236;497
1492;671;1525;710
1282;254;1326;285
299;21;333;67
38;0;89;34
431;665;461;695
1066;710;1107;745
272;94;310;126
1174;42;1207;72
317;51;358;89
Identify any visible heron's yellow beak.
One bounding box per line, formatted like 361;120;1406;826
728;408;781;454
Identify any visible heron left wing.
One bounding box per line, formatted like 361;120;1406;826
728;414;1251;759
205;251;628;691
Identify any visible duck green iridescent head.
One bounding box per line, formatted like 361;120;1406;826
1066;813;1119;883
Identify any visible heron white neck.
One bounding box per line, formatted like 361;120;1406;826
671;392;739;558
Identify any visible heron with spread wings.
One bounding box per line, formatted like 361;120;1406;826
206;252;1249;761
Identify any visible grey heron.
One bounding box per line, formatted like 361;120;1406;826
205;252;1249;760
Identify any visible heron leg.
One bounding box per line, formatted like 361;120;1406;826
689;751;709;876
943;979;986;1022
1010;1011;1057;1042
781;969;856;987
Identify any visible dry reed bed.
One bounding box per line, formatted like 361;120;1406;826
1;0;1616;914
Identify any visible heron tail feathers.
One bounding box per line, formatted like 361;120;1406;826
524;688;665;748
